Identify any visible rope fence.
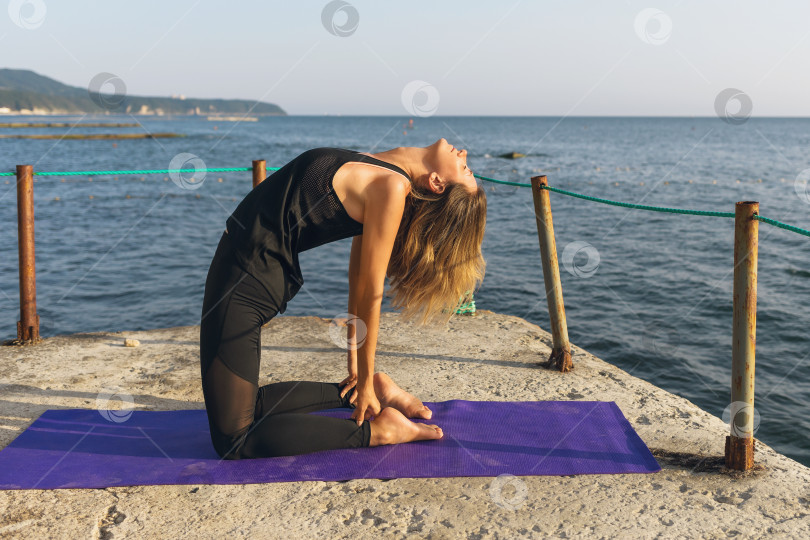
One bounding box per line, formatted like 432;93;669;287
4;166;808;238
476;174;810;237
0;167;276;176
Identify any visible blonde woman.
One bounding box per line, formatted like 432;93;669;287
199;138;487;458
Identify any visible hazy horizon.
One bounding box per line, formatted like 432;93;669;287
2;1;810;117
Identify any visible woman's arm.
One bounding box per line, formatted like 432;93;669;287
350;176;409;425
339;234;363;398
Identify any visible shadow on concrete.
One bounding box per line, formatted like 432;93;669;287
649;447;768;477
0;386;203;451
260;345;542;369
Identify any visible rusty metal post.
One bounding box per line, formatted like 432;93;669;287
725;201;759;470
16;165;40;343
252;159;266;188
530;175;572;372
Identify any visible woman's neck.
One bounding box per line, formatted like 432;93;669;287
366;146;427;188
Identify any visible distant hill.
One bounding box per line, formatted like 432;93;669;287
0;68;286;116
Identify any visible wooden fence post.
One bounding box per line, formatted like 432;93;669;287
16;165;40;344
530;175;572;372
252;159;266;188
725;200;759;470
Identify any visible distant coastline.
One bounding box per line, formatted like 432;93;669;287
0;68;286;117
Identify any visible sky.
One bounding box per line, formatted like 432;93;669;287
2;0;809;116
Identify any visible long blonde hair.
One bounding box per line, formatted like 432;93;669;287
385;180;487;326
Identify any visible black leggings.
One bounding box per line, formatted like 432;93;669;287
199;231;370;459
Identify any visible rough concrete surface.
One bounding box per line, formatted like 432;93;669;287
0;310;808;539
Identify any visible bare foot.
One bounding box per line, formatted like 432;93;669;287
369;407;443;446
373;372;432;420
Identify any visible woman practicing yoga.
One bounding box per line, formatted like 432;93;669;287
199;138;487;459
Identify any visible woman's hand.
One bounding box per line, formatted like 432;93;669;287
350;382;381;426
339;373;357;399
339;350;359;399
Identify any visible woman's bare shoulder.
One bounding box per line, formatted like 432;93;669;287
359;174;408;230
365;172;410;203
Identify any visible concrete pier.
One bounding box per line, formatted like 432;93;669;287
1;310;808;538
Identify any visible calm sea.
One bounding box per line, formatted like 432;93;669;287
1;115;808;465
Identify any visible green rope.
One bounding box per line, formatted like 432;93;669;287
754;215;810;238
473;173;531;188
454;299;476;314
1;170;521;181
3;166;808;238
539;185;810;237
453;290;476;315
471;176;810;237
0;167;284;176
539;185;736;218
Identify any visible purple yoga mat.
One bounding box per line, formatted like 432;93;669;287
0;400;659;489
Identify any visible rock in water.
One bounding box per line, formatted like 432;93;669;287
499;151;525;159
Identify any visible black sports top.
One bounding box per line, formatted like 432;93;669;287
224;147;411;312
